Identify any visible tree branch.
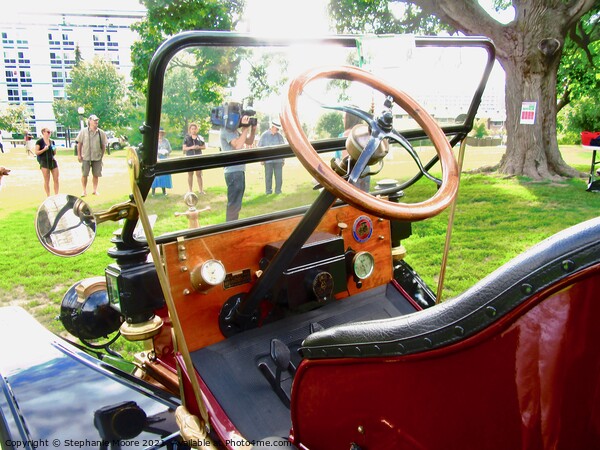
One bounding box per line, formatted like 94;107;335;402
556;82;571;112
416;0;508;52
565;0;598;28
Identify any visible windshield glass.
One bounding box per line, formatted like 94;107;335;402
141;34;493;240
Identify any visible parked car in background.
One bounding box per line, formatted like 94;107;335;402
106;131;128;151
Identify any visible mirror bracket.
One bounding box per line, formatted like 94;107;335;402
95;201;138;224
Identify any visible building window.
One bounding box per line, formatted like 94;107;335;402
5;70;18;83
19;70;32;85
21;90;34;102
62;33;74;46
50;52;62;65
2;32;14;45
7;89;20;101
107;34;119;48
93;34;106;49
55;124;66;139
63;51;75;66
51;71;64;84
48;32;60;46
4;51;16;65
17;52;30;64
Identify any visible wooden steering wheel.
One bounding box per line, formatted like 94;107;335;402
280;66;459;221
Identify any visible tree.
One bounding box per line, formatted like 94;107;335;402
559;95;600;142
315;111;344;139
0;104;31;134
329;0;596;180
130;0;243;92
557;6;600;113
54;56;128;131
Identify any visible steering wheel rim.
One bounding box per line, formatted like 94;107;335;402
280;65;459;221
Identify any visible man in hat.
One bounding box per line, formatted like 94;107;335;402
76;114;107;196
258;120;286;195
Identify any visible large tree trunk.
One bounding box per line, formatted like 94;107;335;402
499;49;581;179
414;0;595;180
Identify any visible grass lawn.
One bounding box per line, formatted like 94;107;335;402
1;143;598;345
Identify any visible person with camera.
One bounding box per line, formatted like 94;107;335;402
259;120;286;195
220;104;257;222
183;122;206;194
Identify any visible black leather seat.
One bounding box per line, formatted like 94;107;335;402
301;216;600;359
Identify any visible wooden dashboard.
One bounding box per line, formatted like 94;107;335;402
160;204;393;353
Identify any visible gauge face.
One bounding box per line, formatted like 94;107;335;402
312;271;334;301
352;251;375;280
352;215;373;243
200;259;226;286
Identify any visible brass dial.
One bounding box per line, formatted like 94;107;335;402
190;259;226;291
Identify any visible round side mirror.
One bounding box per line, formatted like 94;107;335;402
35;194;97;256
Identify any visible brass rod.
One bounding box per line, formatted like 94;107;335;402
436;138;467;304
127;151;216;448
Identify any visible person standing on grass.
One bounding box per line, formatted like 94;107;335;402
34;127;59;196
152;128;173;195
77;114;107;197
25;132;35;156
258;121;286;195
0;166;9;190
182;122;206;194
0;130;4;153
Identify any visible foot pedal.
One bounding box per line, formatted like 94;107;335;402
258;339;295;407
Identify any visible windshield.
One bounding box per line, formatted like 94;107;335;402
136;33;494;241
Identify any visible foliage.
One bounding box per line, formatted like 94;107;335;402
315;111;344;139
54;56;129;131
0;104;31;133
53;99;81;130
470;120;489;139
130;0;244;92
558;96;600;144
557;6;600;113
120;88;146;146
327;0;449;34
247;53;289;103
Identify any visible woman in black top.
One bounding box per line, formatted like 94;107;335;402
35;128;60;196
182;122;206;193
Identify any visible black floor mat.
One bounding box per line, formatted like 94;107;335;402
191;283;416;441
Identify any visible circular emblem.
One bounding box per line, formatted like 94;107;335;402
352;215;373;243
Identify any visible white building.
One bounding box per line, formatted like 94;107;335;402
0;7;144;142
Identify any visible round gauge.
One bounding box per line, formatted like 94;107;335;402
191;259;226;291
352;251;375;280
311;271;334;301
352;215;373;243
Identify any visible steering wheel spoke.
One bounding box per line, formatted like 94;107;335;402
387;129;443;187
348;134;382;184
323;104;377;129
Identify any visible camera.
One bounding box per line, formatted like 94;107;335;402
211;101;257;131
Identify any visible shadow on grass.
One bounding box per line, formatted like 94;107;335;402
404;169;600;299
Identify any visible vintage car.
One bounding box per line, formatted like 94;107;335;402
2;31;599;450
